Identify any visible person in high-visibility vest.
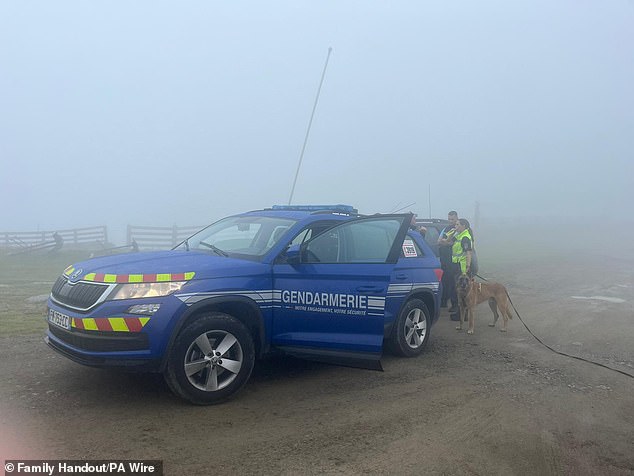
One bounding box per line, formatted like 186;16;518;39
452;218;474;276
447;218;475;319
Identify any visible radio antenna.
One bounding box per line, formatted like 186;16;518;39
288;47;333;205
391;202;416;213
389;201;403;213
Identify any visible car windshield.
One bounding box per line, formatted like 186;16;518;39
175;215;297;258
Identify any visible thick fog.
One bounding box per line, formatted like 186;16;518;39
1;1;633;243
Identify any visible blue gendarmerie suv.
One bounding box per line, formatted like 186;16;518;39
46;205;443;404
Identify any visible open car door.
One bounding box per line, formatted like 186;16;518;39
271;214;411;369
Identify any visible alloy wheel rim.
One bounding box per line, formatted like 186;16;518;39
184;330;243;391
404;308;427;349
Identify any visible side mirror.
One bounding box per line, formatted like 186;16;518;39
285;244;301;264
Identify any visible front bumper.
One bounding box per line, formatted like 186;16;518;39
45;334;161;371
44;294;186;371
47;323;150;352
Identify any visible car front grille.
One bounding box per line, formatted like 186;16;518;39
51;276;110;311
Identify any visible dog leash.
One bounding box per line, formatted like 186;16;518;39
473;273;633;380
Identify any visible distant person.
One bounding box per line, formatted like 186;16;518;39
448;218;475;320
438;211;458;310
51;232;63;254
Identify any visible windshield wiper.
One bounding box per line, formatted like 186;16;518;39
198;241;228;257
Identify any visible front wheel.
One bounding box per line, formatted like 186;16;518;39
164;313;255;405
388;299;431;357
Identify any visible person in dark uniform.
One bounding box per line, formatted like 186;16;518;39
409;213;427;237
438;211;458;310
50;232;64;254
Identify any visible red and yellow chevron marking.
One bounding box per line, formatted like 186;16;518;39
72;317;150;332
82;271;195;283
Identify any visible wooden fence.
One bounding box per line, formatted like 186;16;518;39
126;225;203;250
1;226;108;251
1;225;205;253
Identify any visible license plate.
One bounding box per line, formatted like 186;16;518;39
48;308;71;330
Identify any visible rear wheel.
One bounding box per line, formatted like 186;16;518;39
388;299;431;357
164;313;255;405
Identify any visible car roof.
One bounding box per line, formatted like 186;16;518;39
241;205;360;221
416;218;451;226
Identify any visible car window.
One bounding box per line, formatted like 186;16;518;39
212;223;262;250
289;221;339;246
265;225;293;248
178;216;297;257
291;229;311;246
304;218;402;263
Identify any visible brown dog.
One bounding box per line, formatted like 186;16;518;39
455;274;513;334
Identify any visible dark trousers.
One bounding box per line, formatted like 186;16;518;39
440;264;452;305
445;262;461;308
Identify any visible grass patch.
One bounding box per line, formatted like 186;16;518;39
0;250;92;336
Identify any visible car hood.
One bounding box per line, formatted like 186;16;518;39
64;250;264;282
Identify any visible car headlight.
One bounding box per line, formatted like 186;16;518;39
110;281;186;300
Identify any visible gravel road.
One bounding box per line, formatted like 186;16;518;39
1;242;633;475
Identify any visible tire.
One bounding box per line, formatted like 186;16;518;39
388;299;431;357
164;313;255;405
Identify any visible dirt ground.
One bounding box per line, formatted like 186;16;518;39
1;231;633;475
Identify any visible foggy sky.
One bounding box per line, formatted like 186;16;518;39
1;1;633;240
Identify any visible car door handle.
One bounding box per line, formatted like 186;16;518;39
395;273;409;280
356;286;384;293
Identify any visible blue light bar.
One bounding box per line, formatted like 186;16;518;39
272;204;358;213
